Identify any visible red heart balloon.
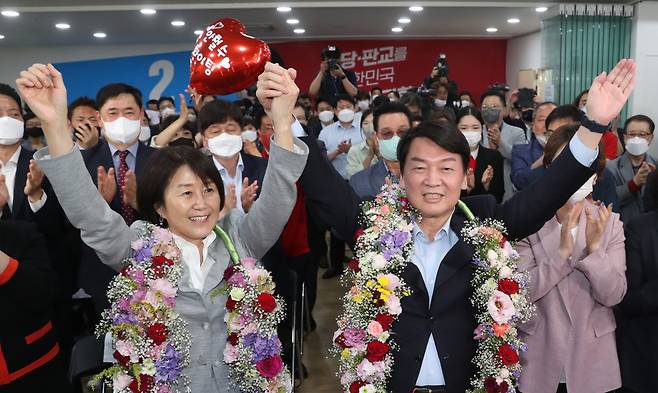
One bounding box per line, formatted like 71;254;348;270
189;18;271;96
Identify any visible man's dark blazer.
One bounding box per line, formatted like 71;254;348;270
297;133;596;393
0;220;67;391
78;140;155;314
616;210;658;393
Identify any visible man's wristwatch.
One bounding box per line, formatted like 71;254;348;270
580;114;610;134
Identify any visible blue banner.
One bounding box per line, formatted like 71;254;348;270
54;50;238;106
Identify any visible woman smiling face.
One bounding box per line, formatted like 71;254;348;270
156;164;221;246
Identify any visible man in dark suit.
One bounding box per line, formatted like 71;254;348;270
349;102;411;201
297;61;635;392
0;220;69;392
616;197;658;393
77;83;156;315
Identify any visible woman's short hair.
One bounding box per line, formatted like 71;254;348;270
137;146;225;226
543;124;605;176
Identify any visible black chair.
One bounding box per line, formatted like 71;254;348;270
68;335;109;393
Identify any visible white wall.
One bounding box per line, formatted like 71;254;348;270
505;31;541;93
0;43;190;87
631;1;658;158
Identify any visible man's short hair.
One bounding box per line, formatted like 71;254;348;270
624;114;655;134
198;99;242;134
316;96;336;110
373;102;413;132
0;83;22;110
532;101;558;121
544;105;582;130
67;96;97;120
480;89;506;107
336;93;356;106
398;121;470;173
158;96;175;107
96;83;143;110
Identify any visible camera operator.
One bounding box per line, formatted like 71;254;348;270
309;45;358;99
422;53;458;96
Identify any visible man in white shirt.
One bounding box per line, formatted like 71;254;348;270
318;94;364;180
0;83;48;220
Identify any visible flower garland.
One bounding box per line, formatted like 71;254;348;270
92;224;192;393
461;216;535;393
332;184;534;393
214;226;292;393
92;223;291;393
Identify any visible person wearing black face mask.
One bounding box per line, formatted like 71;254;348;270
151;93;197;149
21;112;46;151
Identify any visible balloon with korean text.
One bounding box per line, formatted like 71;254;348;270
189;18;271;96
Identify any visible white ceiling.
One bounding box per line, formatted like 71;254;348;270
0;1;636;46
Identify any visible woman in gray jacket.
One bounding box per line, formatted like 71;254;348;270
16;62;308;393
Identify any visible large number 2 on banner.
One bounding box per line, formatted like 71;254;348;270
149;60;174;100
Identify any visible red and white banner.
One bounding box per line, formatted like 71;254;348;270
270;38;507;103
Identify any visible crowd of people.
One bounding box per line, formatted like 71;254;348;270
0;48;654;393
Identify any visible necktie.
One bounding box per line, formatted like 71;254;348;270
116;150;135;225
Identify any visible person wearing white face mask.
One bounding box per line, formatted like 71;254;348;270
346;109;378;177
607;114;657;222
511;102;558;191
73;83;157;315
158;96;177;120
0;83;50;221
516;122;626;393
318;94;363;180
199;100;264;215
456;107;505;202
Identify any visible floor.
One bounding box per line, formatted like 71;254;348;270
297;272;343;393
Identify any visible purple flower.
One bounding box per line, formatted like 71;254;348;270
243;332;258;348
133;247;152;263
228;272;247;287
473;324;487;340
112;312;138;325
250;335;281;362
155;344;183;382
343;327;366;348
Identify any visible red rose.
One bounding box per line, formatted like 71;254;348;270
484;376;508;393
365;341;389;362
128;374;154;393
257;293;277;313
113;350;130;367
334;333;348;349
498;279;520;295
375;313;395;331
498;343;519;366
353;227;365;243
147;323;168;345
151;255;174;277
228;332;239;346
226;297;237;312
120;266;131;277
400;197;410;210
349;381;366;393
256;355;284;378
499;235;508;248
347;258;361;272
223;265;235;281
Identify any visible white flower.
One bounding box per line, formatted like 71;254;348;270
229;287;245;301
484;278;498;291
487;290;517;324
498;266;513;279
359;384;377;393
141;358;156;376
387;294;402;315
112;372;132;392
372;254;387;270
487;249;499;266
378;331;390;342
499;368;510;379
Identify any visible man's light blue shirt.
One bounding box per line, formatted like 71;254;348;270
318;121;363;179
410;133;596;386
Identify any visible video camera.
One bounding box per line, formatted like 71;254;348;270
322;45;342;71
435;53;449;78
